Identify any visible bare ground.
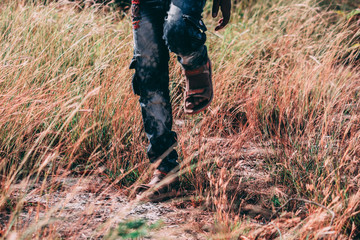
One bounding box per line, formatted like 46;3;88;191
1;138;289;239
2;175;215;239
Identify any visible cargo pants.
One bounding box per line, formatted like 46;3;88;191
130;0;208;173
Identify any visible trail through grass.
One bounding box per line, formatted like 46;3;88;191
0;0;359;239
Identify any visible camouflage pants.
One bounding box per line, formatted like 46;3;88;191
130;0;208;173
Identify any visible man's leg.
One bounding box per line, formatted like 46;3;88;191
163;0;208;70
163;0;213;114
130;0;178;174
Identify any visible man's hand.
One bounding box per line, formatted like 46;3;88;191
212;0;231;31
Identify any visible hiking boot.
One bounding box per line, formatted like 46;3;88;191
183;59;213;114
136;169;167;193
135;169;180;202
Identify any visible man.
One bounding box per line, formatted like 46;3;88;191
130;0;231;193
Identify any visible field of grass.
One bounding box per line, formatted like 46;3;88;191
0;0;359;239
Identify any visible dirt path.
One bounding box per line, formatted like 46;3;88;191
3;175;213;239
1;140;279;239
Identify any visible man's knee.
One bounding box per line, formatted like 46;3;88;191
163;5;207;55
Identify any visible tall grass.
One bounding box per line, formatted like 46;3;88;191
0;0;359;239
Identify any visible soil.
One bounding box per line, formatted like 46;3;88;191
1;139;281;239
3;175;214;239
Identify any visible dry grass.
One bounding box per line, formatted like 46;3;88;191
0;0;359;239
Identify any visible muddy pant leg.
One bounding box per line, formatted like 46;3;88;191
163;0;208;70
131;0;178;173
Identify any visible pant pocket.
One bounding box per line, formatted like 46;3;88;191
129;57;141;95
